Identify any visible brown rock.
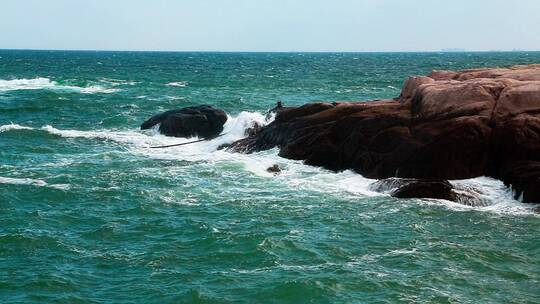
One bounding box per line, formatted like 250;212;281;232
229;64;540;204
399;76;434;101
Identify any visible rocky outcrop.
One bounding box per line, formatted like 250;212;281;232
229;64;540;204
369;178;489;207
141;105;227;139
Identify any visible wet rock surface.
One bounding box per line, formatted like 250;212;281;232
141;105;228;139
229;65;540;203
369;178;489;207
266;164;282;174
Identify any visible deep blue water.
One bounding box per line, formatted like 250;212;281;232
1;50;539;303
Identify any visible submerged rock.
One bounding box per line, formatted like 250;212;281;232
141;105;227;139
229;65;540;204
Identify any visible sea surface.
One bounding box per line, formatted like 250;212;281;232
1;50;539;303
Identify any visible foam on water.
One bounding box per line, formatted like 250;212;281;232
0;123;34;133
0;111;536;215
448;177;538;215
0;77;120;94
98;78;138;86
166;81;188;87
0;176;69;190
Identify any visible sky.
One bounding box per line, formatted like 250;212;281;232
1;0;539;52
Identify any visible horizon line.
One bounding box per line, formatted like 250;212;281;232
1;47;539;54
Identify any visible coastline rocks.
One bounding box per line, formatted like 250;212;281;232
141;105;227;139
229;64;540;204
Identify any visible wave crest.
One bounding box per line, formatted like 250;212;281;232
1;111;536;215
0;123;34;133
0;176;69;190
0;77;121;94
166;81;188;87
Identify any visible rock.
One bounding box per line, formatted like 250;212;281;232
498;161;540;203
369;177;415;193
245;122;262;137
216;143;231;151
141;105;227;139
428;70;459;80
266;164;281;174
399;76;434;100
370;178;455;199
391;180;456;201
229;64;540;204
369;178;488;206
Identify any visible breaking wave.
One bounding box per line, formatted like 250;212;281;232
166;81;188;87
0;176;69;190
0;123;34;133
0;77;121;94
0;111;537;215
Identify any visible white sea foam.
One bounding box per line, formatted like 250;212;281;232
165;96;186;101
448;177;537;215
40;125;152;145
0;176;47;187
2;111;537;215
0;123;33;133
0;77;121;94
0;176;69;190
99;78;138;86
166;81;188;87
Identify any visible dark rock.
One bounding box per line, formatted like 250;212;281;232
141;105;227;139
216;143;231;151
245;122;263;137
369;177;416;193
369;178;489;206
370;178;455;200
229;65;540;204
498;161;540;203
391;180;456;201
266;164;281;174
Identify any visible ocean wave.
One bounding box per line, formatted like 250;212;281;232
1;112;536;215
447;177;537;215
0;77;121;94
166;96;186;101
166;81;188;87
0;176;69;190
98;78;138;86
0;123;34;133
40;125;152;144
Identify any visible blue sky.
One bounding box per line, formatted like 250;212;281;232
1;0;539;52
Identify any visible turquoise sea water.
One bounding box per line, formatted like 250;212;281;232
1;50;539;303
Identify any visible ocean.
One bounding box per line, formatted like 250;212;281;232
1;50;539;303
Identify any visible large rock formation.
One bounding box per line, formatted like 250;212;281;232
141;105;227;139
229;64;540;204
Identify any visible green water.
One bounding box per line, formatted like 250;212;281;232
1;50;539;303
